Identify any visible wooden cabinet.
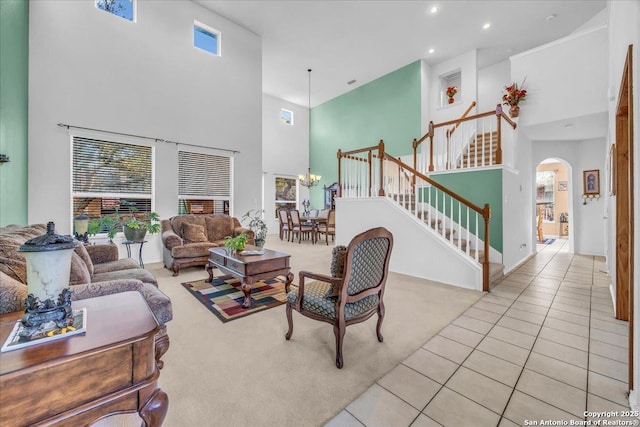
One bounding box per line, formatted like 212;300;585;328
324;182;339;210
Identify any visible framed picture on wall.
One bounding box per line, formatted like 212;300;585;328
583;169;600;195
558;181;568;191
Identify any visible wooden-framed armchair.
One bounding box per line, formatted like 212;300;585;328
285;227;394;368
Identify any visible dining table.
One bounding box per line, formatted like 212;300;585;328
300;216;327;244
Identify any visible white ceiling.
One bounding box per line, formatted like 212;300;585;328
196;0;606;108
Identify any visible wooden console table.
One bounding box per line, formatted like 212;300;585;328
0;291;168;426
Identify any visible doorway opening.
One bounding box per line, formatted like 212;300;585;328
535;158;573;250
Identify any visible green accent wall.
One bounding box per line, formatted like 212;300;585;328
0;0;29;226
430;169;503;252
309;61;422;208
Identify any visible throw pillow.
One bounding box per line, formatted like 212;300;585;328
74;244;94;277
69;252;92;286
182;223;208;243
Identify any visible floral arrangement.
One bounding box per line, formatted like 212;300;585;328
445;86;458;98
302;199;310;208
502;80;527;106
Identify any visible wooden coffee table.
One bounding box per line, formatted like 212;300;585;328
206;246;293;308
0;291;167;427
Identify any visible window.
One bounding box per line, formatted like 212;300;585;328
194;21;221;56
275;177;297;218
281;109;294;125
96;0;135;22
178;151;231;215
72;136;153;233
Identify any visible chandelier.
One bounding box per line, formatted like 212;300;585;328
299;69;321;188
299;167;321;187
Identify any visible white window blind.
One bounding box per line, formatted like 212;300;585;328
178;150;231;214
72;136;153;223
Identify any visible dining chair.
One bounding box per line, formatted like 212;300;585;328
289;209;314;243
309;209;319;218
278;209;290;241
317;209;335;245
285;227;394;368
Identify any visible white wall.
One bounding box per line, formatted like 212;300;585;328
262;94;309;235
477;60;510;113
28;0;262;263
336;197;483;291
426;49;478;124
502;167;534;273
510;27;608;127
532;138;606;256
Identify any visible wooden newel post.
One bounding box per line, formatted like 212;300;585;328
378;140;385;196
337;149;342;197
482;203;491;292
495;104;503;165
428;121;435;172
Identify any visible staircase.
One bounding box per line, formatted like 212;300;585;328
458;132;498;168
392;193;504;285
337;105;516;291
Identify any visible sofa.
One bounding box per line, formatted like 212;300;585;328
161;214;254;276
0;224;173;368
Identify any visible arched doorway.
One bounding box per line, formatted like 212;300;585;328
534;158;573;251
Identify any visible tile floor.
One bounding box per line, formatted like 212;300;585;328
326;238;635;427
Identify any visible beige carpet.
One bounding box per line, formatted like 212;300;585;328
95;235;482;427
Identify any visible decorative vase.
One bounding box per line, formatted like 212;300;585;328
255;238;265;248
509;105;520;118
448;97;454;104
124;226;147;242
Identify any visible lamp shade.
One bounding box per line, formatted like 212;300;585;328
18;222;79;303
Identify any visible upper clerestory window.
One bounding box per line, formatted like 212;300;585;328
96;0;135;22
281;109;294;125
194;21;221;56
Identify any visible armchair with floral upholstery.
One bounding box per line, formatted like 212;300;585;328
285;227;393;368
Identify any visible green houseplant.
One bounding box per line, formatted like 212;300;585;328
223;232;248;253
87;207;160;242
242;209;267;247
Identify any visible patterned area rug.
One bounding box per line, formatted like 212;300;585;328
181;275;289;323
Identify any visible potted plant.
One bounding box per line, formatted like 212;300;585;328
223;232;248;254
242;209;268;247
502;79;527;117
122;208;160;241
445;86;458;104
88;215;119;243
86;207;160;242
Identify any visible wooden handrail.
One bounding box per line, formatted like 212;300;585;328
447;101;477;138
339;145;381;157
382;153;488;217
415;105;516;149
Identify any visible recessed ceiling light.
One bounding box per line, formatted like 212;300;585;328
546;14;557;22
482;23;491;30
428;48;435;54
430;6;438;14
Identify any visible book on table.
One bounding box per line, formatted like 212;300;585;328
1;308;87;352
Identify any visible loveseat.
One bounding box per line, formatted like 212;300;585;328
0;224;173;368
161;214;254;276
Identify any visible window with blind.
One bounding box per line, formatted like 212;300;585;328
178;151;231;215
72;136;153;232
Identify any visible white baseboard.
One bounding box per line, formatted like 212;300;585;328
610;283;617;318
629;389;639;413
